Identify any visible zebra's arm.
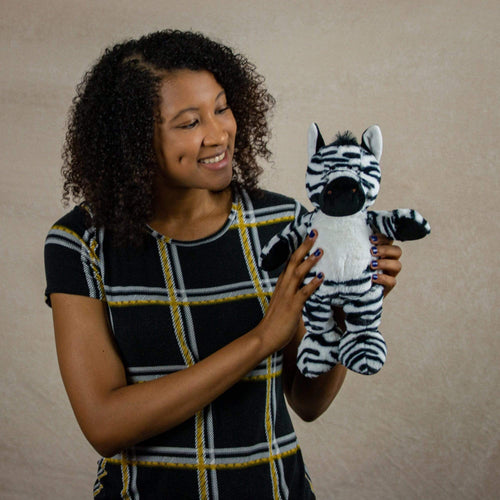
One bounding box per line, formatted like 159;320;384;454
260;212;313;271
367;209;431;242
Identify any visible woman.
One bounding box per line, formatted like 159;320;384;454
45;30;402;499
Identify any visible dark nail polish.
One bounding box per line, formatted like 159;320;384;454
372;274;378;280
317;272;324;279
314;248;321;257
309;230;316;238
370;235;378;243
371;246;378;255
371;260;378;268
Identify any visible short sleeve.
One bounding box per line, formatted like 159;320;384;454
44;206;105;307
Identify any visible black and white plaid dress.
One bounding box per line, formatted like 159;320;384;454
45;188;315;500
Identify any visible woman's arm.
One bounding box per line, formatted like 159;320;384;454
51;231;324;458
283;234;402;421
282;316;348;422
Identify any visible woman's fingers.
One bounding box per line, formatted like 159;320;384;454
288;231;317;265
371;271;397;296
371;255;402;277
272;230;324;306
285;231;322;283
299;270;324;298
370;234;403;260
370;233;403;297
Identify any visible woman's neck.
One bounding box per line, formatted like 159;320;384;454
149;187;233;241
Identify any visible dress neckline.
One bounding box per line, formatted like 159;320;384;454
146;190;239;247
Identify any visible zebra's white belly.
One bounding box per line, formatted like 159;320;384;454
310;212;372;282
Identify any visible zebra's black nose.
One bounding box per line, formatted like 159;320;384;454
320;177;365;216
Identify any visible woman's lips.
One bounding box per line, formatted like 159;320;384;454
198;151;229;170
199;151;225;164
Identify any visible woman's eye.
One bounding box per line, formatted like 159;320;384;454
179;120;198;129
216;106;230;114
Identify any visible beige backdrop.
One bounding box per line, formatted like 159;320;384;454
1;0;498;498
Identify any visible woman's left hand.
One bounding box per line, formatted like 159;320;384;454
369;233;402;297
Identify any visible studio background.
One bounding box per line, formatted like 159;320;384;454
1;1;498;498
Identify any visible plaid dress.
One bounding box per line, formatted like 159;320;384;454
44;188;315;500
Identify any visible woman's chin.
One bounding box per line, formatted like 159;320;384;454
209;169;233;193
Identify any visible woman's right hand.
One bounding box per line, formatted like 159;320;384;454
257;230;324;353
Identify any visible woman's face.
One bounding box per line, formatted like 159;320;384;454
154;70;237;195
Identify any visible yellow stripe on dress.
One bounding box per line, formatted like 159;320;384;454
107;445;300;470
228;215;294;229
107;291;273;308
158;239;194;366
158;238;208;499
120;452;131;500
235;201;281;500
234;203;269;310
90;237;106;300
52;225;106;300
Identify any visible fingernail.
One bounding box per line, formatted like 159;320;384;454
370;235;378;243
372;274;378;280
314;248;322;257
309;230;316;238
371;246;378;255
371;260;378;268
317;272;324;279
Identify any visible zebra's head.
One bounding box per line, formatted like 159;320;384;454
306;124;383;216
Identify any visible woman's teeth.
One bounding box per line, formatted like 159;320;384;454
199;152;225;164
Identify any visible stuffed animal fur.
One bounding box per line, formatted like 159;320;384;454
260;124;430;377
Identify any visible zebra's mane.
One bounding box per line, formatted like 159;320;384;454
331;131;359;147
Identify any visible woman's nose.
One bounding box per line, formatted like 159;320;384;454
203;116;227;146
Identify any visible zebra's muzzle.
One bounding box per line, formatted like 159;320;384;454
320;176;365;216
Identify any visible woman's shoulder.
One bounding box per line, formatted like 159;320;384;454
47;204;93;236
242;189;309;222
44;205;105;307
245;188;303;212
45;205;99;250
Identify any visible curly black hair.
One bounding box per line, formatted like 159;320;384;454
62;29;275;245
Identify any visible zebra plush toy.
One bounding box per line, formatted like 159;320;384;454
260;124;430;377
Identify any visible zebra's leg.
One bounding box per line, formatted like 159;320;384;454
297;292;342;378
338;285;386;375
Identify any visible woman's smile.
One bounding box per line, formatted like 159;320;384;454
199;150;226;165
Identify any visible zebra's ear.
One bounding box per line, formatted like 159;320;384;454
308;123;325;160
361;125;383;162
